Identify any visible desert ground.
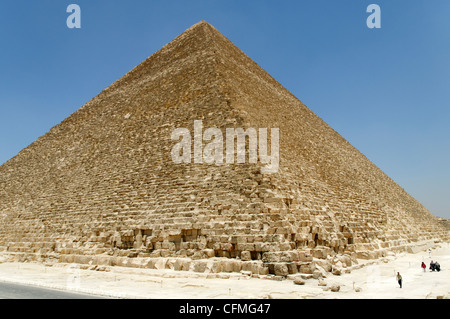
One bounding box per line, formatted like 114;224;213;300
0;242;448;299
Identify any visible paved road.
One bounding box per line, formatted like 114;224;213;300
0;281;110;299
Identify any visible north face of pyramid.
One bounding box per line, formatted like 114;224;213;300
0;21;447;275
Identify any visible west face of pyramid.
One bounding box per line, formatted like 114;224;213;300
0;21;447;275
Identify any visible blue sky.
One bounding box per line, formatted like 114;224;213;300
0;1;449;219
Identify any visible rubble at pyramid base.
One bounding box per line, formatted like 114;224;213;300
0;200;447;278
0;239;444;278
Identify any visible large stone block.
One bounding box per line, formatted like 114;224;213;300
299;263;316;274
190;260;208;273
262;252;280;262
273;263;289;276
240;251;252;261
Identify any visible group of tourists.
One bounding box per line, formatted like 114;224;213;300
422;260;441;272
396;249;443;289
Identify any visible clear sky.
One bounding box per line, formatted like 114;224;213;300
0;1;449;219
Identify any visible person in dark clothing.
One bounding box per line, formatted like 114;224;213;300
397;272;402;288
430;260;436;271
435;261;441;272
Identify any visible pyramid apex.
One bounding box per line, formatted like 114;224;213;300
184;20;217;33
192;20;213;27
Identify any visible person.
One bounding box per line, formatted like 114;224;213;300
435;261;441;272
396;272;402;288
421;262;426;272
430;260;436;271
428;248;432;258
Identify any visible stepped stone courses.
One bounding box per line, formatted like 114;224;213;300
0;21;448;277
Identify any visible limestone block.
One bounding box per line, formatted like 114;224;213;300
129;258;149;268
150;250;161;258
237;243;255;251
205;260;218;273
280;252;292;262
59;254;74;263
287;262;297;274
154;258;168;270
181;259;191;271
337;255;352;268
232;260;242;273
253;243;263;252
279;243;293;250
160;250;171;258
356;250;379;259
332;266;342;276
240;251;251;261
94;255;112;266
221;243;233;251
262;252;280;262
240;261;253;273
312;270;322;279
273;263;289;276
192;251;204;260
259;266;270;275
172;258;184;271
95;248;106;255
191;260;208;273
330;285;340;292
293;276;306;285
311;248;327;259
289;251;300;261
299;263;315;274
318;279;327;286
203;249;215;258
166;258;178;270
249;262;264;275
74;255;92;265
222;260;234;273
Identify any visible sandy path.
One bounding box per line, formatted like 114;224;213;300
0;243;448;299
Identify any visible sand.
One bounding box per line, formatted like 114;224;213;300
0;242;448;299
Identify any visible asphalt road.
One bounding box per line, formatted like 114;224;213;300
0;281;110;299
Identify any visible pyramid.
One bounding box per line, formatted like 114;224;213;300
0;21;448;276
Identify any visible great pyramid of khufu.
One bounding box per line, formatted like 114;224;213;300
0;21;448;276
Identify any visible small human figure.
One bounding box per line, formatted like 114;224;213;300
396;272;402;288
428;248;432;258
435;261;441;272
421;262;426;272
430;260;436;271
